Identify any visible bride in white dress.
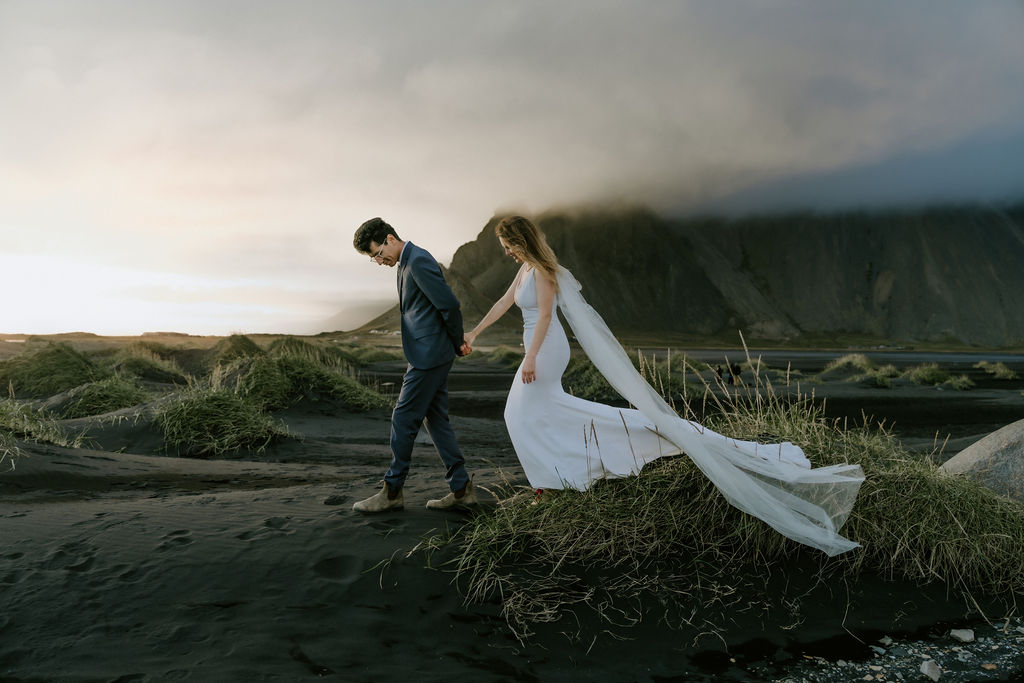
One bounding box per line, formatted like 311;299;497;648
465;216;865;556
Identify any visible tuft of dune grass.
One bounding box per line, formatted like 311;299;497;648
108;346;189;384
0;343;106;398
208;334;265;368
57;375;150;419
974;361;1019;380
906;362;950;386
154;389;288;457
267;337;360;366
487;346;525;368
419;352;1024;640
817;353;898;389
350;346;404;364
152;344;392;457
215;351;392;412
0;397;84;449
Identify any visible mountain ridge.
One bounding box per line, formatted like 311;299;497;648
344;203;1024;348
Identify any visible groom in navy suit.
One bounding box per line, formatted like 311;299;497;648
351;217;477;513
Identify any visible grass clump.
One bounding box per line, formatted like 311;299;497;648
209;334;265;367
818;354;896;389
108;346;188;384
350;345;404;364
563;356;620;402
216;352;392;412
154;389;288;457
0;398;83;448
565;350;696;405
268;337;359;366
906;362;950;386
58;376;150;418
0;430;19;470
422;360;1024;641
974;361;1019;380
821;353;875;376
487;346;525;368
944;374;974;391
0;343;107;398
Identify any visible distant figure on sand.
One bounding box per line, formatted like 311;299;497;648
350;218;478;513
729;362;742;386
464;215;865;556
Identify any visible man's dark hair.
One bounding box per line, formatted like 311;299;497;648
353;217;400;254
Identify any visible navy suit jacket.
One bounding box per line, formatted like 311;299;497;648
397;242;465;370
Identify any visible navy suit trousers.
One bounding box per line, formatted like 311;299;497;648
386;360;468;492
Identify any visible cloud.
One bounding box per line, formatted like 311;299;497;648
0;0;1022;334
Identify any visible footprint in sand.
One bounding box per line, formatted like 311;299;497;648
41;542;96;572
155;529;194;552
235;517;292;540
322;494;349;506
117;564;153;583
312;554;363;583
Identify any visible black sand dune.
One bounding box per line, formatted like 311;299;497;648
3;354;1024;681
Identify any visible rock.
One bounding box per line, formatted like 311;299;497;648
879;636;894;646
950;628;975;643
920;659;942;681
940;418;1024;501
870;645;887;655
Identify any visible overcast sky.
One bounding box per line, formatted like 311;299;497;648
2;1;1023;335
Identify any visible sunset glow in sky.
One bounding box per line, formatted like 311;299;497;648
2;1;1023;335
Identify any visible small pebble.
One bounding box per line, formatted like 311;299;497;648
946;626;970;643
920;658;942;681
870;645;886;655
879;636;894;646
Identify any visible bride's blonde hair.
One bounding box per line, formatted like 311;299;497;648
495;215;559;290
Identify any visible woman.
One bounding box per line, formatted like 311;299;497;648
465;216;865;556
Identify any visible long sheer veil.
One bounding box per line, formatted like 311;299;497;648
555;267;864;557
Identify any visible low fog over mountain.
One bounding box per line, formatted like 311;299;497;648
350;204;1024;348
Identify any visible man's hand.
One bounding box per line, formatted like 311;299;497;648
457;341;472;357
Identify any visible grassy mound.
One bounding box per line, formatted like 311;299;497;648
209;334;265;367
154;389;288;457
350;345;404;364
487;346;525;368
108;346;188;384
0;430;18;470
906;362;973;390
0;343;106;398
818;353;899;388
974;361;1019;380
0;398;83;448
267;337;359;366
906;362;950;386
216;352;392;413
58;376;150;419
563;351;696;405
424;367;1024;640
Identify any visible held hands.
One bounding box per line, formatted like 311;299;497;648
520;354;537;384
457;331;477;357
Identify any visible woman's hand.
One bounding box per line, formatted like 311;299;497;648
464;331;478;347
521;354;537;384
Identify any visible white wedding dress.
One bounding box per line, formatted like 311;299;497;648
504;266;866;556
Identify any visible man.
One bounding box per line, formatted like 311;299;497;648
350;217;477;512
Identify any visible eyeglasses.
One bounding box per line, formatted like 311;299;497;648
370;241;386;262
